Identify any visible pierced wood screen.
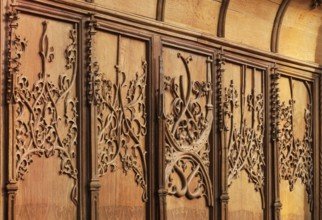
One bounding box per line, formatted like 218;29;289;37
2;1;321;220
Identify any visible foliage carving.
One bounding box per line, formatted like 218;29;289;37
164;53;214;205
94;60;148;202
13;21;78;204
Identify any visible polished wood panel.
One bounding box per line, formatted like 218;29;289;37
7;12;78;219
1;1;321;220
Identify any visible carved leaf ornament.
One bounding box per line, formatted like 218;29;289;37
12;21;78;204
92;59;148;202
164;53;214;206
271;72;314;209
223;80;265;204
279;100;313;208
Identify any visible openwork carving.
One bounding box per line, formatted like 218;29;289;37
12;21;78;204
278;100;313;207
93;60;148;202
164;53;213;205
223;80;265;202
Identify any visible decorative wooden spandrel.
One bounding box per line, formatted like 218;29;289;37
162;48;213;219
7;13;78;219
90;29;148;219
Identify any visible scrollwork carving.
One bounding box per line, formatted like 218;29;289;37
278;99;313;208
223;80;265;202
164;53;213;205
94;59;148;202
12;21;78;204
271;72;314;209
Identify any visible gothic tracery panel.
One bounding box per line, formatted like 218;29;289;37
162;47;214;219
271;70;314;219
217;53;266;219
89;27;149;219
7;12;78;219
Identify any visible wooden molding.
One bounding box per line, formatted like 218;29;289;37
271;0;290;53
156;0;166;21
217;0;230;38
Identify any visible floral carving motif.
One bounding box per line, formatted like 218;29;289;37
13;21;78;204
93;60;148;202
278;100;313;207
164;53;213;205
224;80;265;199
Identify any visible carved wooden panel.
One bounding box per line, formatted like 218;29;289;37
217;52;266;219
7;11;78;220
271;70;313;219
161;47;214;219
87;21;149;219
2;1;321;220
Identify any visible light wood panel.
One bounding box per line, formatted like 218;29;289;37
279;0;322;64
225;0;281;51
7;12;78;220
1;1;321;220
164;0;221;35
277;75;313;219
91;29;149;219
93;0;157;19
218;56;266;219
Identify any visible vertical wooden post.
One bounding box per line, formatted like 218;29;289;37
216;49;229;220
86;14;101;220
6;2;19;219
270;65;282;220
157;52;167;220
